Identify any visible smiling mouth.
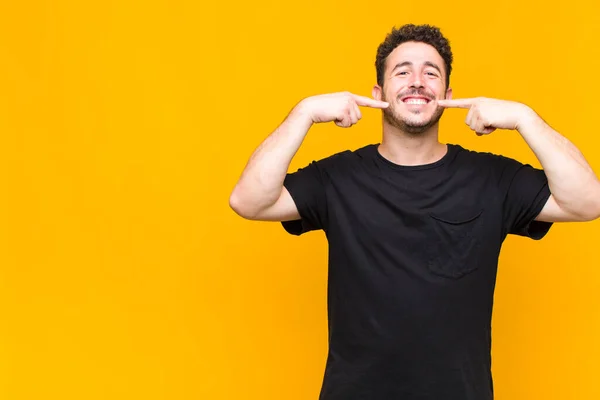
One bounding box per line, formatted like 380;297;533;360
402;97;431;105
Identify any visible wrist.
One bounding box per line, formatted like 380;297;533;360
515;105;540;132
279;99;314;135
291;98;316;125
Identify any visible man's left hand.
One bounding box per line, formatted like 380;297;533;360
437;97;536;136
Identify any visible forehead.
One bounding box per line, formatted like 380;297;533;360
386;41;445;72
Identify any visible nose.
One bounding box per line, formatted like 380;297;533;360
409;74;424;89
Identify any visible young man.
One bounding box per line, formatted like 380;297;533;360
229;24;600;400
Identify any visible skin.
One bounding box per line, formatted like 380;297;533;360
229;41;600;223
371;41;452;167
439;96;600;222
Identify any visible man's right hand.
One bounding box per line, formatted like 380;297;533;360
230;91;388;222
296;91;389;128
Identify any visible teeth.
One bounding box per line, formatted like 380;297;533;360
404;99;428;105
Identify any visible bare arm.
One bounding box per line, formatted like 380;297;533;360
229;104;312;221
229;92;388;221
438;97;600;222
515;111;600;222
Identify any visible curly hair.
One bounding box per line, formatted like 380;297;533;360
375;24;453;89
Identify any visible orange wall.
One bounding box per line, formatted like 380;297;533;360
1;1;599;399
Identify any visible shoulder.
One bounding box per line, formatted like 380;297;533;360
294;143;379;171
450;143;513;162
448;144;548;196
449;143;533;172
325;143;379;162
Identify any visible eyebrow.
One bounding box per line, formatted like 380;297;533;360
391;61;442;75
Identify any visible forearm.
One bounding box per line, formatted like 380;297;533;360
229;103;313;215
516;109;600;219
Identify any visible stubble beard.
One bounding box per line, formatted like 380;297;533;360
381;92;445;135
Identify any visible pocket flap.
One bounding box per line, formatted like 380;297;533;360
429;208;484;225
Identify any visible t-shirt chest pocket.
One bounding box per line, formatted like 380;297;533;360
427;207;485;279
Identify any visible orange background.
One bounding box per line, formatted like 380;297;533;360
1;1;599;399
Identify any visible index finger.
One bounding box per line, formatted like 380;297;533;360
436;98;475;109
352;94;389;109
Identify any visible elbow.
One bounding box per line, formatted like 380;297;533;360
575;190;600;222
564;183;600;222
229;190;259;220
229;191;249;219
565;202;600;222
586;184;600;221
586;200;600;221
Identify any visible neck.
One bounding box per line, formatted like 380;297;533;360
377;119;447;166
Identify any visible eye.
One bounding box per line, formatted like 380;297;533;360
426;72;438;77
397;71;408;76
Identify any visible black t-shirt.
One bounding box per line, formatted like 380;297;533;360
281;143;553;400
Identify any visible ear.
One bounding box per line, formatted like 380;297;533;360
372;85;383;101
445;87;453;100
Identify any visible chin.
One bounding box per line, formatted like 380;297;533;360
404;113;433;125
403;122;436;135
385;109;439;134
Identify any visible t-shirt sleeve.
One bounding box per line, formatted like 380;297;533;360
280;160;329;236
500;157;553;240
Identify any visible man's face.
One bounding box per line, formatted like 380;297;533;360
374;41;452;134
